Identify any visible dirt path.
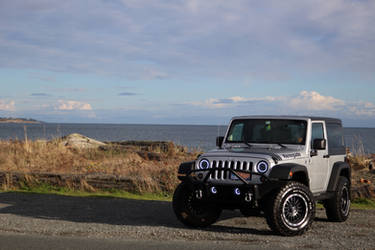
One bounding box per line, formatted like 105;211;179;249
0;192;374;249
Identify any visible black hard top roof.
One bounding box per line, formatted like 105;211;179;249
232;115;342;125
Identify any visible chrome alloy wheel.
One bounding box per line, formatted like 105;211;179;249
281;193;309;228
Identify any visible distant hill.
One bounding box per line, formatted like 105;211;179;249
0;117;42;124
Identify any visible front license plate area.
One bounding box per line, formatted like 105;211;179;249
231;172;251;180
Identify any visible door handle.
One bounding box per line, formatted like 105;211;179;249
323;155;330;158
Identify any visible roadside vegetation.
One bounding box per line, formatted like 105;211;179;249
351;198;375;209
0;135;374;208
1;183;172;201
0;137;199;194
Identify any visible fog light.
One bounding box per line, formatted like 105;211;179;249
234;188;241;196
210;186;217;194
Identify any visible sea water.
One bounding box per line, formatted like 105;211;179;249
0;123;374;153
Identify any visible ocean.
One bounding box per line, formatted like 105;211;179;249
0;123;374;154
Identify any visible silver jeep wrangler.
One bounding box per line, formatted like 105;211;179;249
173;116;350;236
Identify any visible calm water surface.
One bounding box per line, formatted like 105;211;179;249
0;123;374;153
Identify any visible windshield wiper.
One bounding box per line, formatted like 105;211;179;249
243;140;287;149
244;141;252;148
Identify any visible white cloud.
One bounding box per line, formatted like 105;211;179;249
56;100;92;111
348;102;375;117
288;91;345;111
0;100;15;111
0;0;374;79
192;91;375;118
141;68;168;80
191;96;279;109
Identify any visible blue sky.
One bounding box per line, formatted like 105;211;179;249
0;0;374;126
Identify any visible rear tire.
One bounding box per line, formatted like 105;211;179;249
324;176;351;222
265;182;315;236
172;182;221;227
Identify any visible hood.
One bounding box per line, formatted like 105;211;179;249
201;146;307;163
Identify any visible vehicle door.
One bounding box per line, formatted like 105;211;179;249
309;121;329;193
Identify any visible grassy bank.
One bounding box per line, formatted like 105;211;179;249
2;183;172;201
0;138;199;194
351;198;375;210
0;137;374;207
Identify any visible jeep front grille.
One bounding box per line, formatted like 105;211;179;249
209;160;253;180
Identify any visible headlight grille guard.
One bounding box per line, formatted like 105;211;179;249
185;167;270;185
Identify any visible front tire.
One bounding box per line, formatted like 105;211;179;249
324;176;351;222
265;182;315;236
172;182;221;227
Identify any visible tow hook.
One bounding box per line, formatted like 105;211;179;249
245;192;253;202
195;189;203;199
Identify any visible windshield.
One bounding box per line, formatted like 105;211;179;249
225;119;307;145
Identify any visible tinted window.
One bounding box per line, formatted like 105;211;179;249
311;123;324;148
226;119;307;145
326;123;346;155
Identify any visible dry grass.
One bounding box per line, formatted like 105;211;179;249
348;154;372;171
346;136;375;189
0;139;199;194
347;136;373;171
3;135;372;195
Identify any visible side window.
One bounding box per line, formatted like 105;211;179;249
326;123;346;155
311;123;324;148
326;124;344;148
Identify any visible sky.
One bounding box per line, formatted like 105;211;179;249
0;0;374;126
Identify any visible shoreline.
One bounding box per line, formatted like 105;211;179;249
0;119;41;124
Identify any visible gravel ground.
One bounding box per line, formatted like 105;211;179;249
0;192;374;249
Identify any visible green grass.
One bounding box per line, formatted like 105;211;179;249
351;198;375;209
1;183;172;202
1;184;375;209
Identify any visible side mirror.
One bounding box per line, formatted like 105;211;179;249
216;136;224;148
313;138;326;150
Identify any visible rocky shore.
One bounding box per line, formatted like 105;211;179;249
0;117;41;124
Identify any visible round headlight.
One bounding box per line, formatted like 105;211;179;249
256;161;269;173
199;159;210;169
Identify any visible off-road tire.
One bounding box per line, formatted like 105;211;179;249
324;176;351;222
265;182;315;236
172;182;221;227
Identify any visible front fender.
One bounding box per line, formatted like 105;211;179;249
268;163;309;184
177;161;195;180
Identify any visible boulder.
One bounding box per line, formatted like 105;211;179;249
60;133;106;149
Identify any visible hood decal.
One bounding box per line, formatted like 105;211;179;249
281;152;301;159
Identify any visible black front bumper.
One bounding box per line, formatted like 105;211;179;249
179;167;285;207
